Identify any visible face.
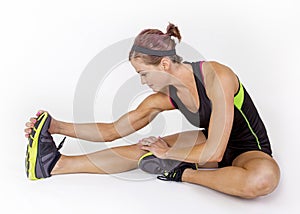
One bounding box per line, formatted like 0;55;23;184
130;58;172;92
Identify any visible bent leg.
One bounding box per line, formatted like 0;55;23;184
51;144;147;175
181;151;280;198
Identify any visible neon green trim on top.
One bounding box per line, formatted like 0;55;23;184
234;81;244;110
233;83;262;150
237;109;262;150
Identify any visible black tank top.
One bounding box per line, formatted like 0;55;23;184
169;61;211;128
169;61;271;153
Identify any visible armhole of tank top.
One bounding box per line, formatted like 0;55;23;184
168;86;178;109
169;96;177;108
234;75;241;97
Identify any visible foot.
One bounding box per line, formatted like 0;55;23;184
157;162;197;182
25;111;65;180
138;152;197;176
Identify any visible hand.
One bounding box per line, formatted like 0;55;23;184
24;110;56;138
138;136;170;159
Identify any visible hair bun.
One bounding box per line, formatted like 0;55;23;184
166;22;182;42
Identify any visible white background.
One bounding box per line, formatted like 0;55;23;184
0;0;299;213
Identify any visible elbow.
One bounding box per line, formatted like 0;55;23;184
209;149;224;163
198;151;224;164
211;154;223;163
200;141;226;163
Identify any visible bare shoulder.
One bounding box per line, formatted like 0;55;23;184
203;61;239;97
204;61;236;79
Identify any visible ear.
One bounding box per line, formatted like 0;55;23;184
160;57;171;71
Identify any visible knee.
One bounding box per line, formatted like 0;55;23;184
242;170;280;199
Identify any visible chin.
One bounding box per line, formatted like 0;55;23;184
152;87;164;93
149;85;164;92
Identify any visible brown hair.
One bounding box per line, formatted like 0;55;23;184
129;23;183;65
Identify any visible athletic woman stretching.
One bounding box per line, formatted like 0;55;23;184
24;23;280;199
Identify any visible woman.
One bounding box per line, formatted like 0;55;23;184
24;23;280;199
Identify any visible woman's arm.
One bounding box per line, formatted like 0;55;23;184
142;62;238;164
55;92;175;142
196;62;237;164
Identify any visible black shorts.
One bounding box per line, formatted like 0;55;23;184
217;144;273;168
202;130;273;168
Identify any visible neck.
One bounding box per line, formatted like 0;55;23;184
169;63;194;91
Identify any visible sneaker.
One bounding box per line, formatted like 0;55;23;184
138;152;197;175
25;112;65;180
157;162;197;182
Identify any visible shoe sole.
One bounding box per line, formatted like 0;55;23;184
26;112;49;180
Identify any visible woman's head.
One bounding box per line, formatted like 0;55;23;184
129;23;182;65
129;23;183;92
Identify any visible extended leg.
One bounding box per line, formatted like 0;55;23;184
24;111;148;177
52;144;147;175
181;151;280;198
51;130;210;176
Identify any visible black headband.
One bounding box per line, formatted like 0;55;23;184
131;45;176;56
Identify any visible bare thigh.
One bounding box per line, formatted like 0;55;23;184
54;131;213;175
233;150;279;169
84;130;213;174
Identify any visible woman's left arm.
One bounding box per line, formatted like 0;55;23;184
196;62;237;164
140;62;238;164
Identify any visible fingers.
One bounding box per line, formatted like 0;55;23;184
36;110;45;117
141;145;151;151
140;143;154;151
25;117;37;126
25;122;32;128
30;117;37;124
24;110;44;139
24;128;32;138
139;136;159;152
139;136;159;146
149;136;157;141
138;136;169;159
24;128;32;134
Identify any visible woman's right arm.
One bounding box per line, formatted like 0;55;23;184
54;92;175;142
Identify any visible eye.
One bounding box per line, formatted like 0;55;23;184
140;73;147;77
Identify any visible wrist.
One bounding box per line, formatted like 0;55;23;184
164;149;171;159
49;119;60;134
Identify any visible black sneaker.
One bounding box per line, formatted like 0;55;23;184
157;162;197;182
25;112;65;180
138;152;197;175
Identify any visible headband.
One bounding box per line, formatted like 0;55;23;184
131;45;176;56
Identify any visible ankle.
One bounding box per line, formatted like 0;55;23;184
181;168;194;182
51;155;65;175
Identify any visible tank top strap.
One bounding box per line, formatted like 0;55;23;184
183;61;205;86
